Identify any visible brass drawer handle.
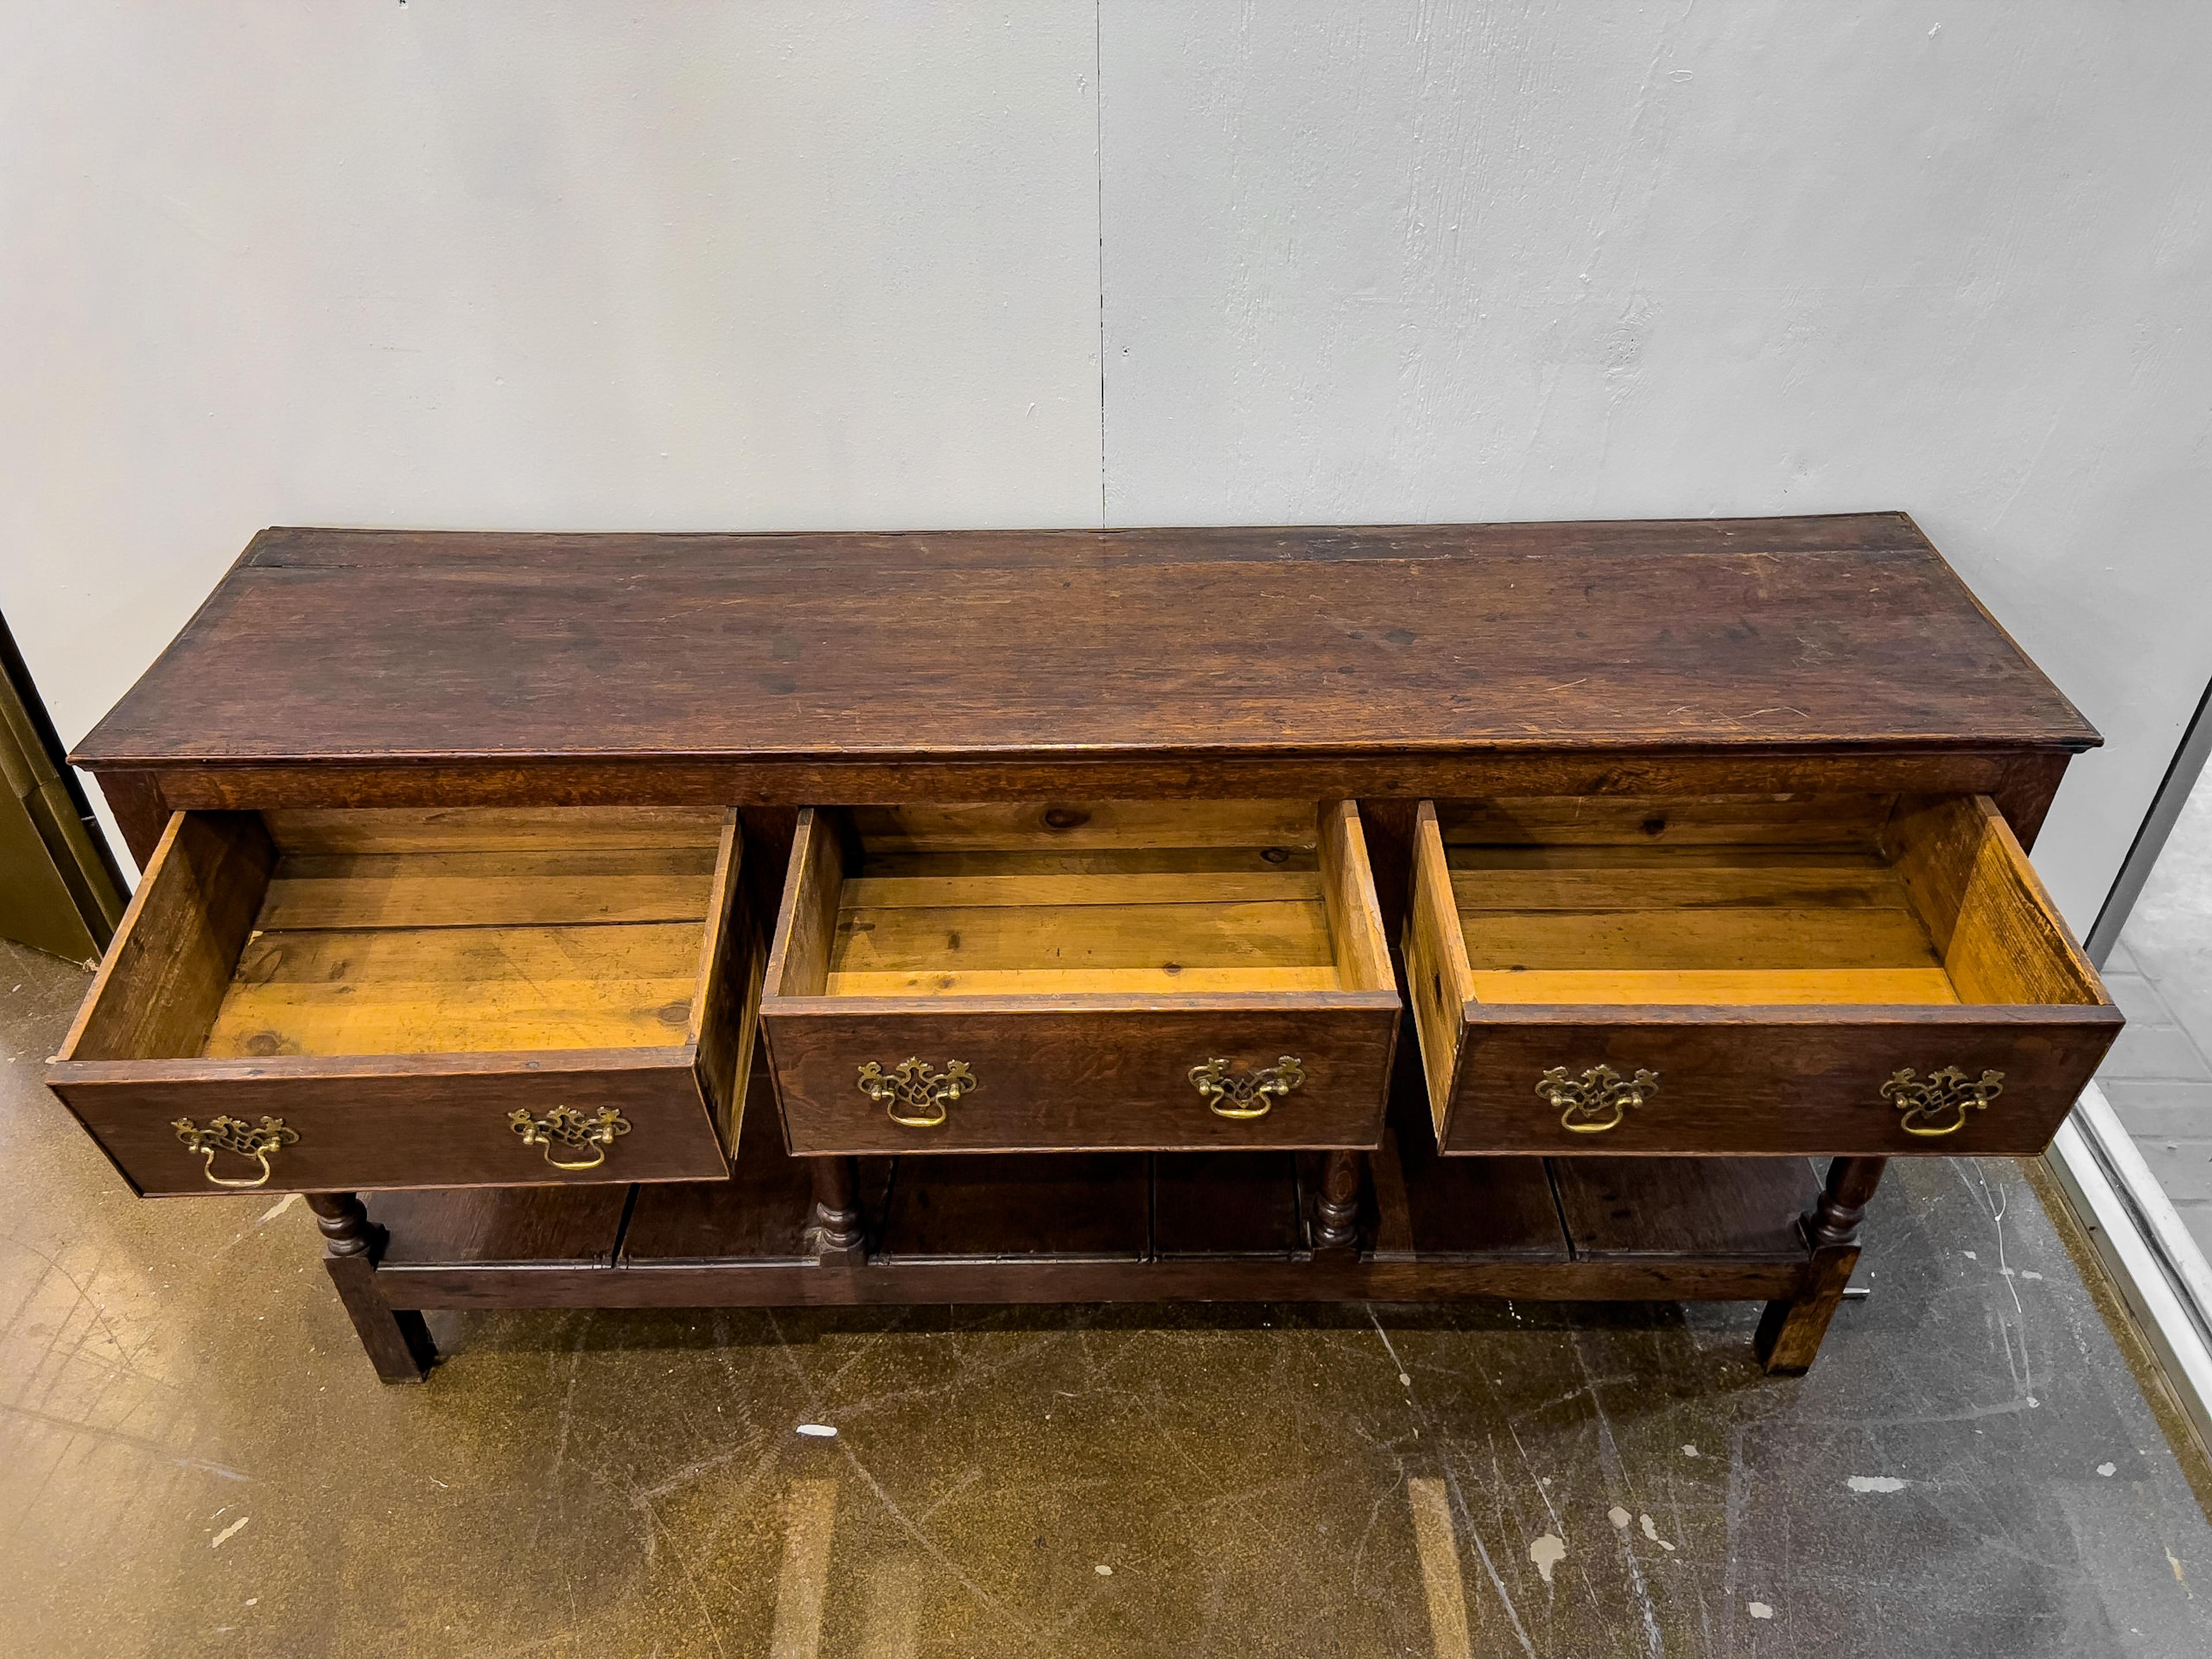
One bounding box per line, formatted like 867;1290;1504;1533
172;1115;298;1188
858;1059;978;1128
1190;1055;1305;1119
1881;1067;2003;1137
1538;1065;1658;1135
509;1105;631;1169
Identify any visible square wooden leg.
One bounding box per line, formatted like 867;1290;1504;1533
307;1192;436;1384
1755;1156;1884;1374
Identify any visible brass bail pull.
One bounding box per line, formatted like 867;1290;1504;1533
1189;1056;1306;1120
1537;1066;1657;1135
509;1105;631;1169
172;1115;298;1188
1880;1067;2003;1137
857;1059;978;1128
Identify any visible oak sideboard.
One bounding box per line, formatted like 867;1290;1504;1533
46;515;2121;1382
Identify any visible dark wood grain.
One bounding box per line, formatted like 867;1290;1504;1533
52;1051;731;1194
309;1191;436;1382
1755;1156;1887;1373
1435;1008;2120;1156
1152;1153;1304;1258
876;1153;1150;1262
366;1184;631;1267
1553;1158;1817;1260
765;1003;1399;1154
74;518;2097;770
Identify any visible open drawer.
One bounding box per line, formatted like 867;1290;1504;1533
1406;794;2122;1156
48;806;760;1194
760;800;1402;1153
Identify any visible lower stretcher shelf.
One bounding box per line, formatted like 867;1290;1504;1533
361;1092;1822;1308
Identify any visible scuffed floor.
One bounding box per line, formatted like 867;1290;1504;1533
3;934;2210;1658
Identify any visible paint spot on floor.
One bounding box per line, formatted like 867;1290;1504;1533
1681;1444;1699;1457
2100;1462;2118;1478
210;1517;249;1548
1963;1250;1978;1260
796;1424;836;1438
1639;1514;1675;1551
1095;1565;1113;1576
1529;1533;1566;1583
256;1192;300;1225
2022;1270;2046;1281
1749;1601;1775;1620
1608;1505;1631;1529
1846;1476;1906;1494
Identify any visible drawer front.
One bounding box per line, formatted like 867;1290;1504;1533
1433;1012;2120;1157
50;1056;731;1195
766;1005;1397;1154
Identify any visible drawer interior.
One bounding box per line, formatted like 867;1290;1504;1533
770;800;1395;999
69;806;737;1062
1431;793;2101;1008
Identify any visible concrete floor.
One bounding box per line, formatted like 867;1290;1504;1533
2101;763;2212;1259
5;938;2212;1657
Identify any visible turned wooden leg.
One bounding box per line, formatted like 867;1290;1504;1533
1755;1156;1886;1374
804;1157;866;1265
1313;1149;1364;1260
305;1191;435;1384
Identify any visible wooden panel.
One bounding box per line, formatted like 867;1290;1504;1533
861;845;1319;880
830;897;1336;978
1437;1009;2121;1156
1367;1126;1570;1262
1152;1153;1304;1258
826;966;1343;997
204;923;707;1056
842;869;1323;908
371;1184;631;1267
1467;968;1959;1006
620;1063;847;1266
72;518;2100;772
61;812;274;1062
766;1003;1399;1154
1884;794;2105;1007
1448;847;1908;909
257;847;716;929
263;805;725;854
1553;1158;1816;1260
690;812;762;1156
47;1052;729;1194
765;808;843;999
1436;794;1896;849
877;1154;1150;1261
1318;800;1395;991
851;799;1319;852
1457;906;1944;973
1404;802;1474;1139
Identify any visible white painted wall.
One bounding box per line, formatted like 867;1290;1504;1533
3;2;2207;926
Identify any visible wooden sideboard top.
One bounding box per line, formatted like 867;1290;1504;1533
74;513;2097;770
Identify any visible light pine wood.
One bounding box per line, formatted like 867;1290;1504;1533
1436;794;1896;848
1883;794;2105;1007
840;869;1324;908
1465;967;1961;1005
863;846;1320;878
1456;906;1946;975
262;805;725;854
1318;798;1397;991
204;977;703;1056
764;809;846;999
60;812;276;1062
257;847;717;930
1447;852;1909;910
823;966;1344;997
829;898;1336;976
1403;802;1475;1137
